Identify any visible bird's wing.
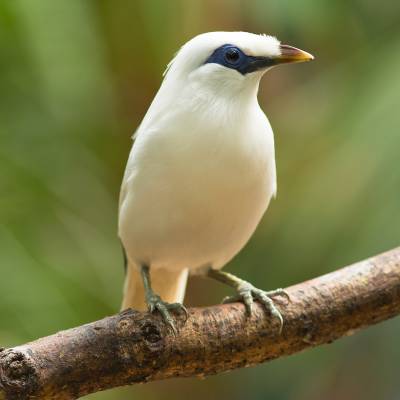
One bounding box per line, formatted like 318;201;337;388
119;123;144;211
118;150;134;212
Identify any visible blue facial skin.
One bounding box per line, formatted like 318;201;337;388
204;44;276;75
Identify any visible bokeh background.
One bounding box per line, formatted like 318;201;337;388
1;0;400;399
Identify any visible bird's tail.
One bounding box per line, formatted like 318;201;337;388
121;263;189;311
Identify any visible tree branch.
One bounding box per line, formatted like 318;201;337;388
1;248;400;399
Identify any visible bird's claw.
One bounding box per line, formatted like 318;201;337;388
222;284;290;334
146;294;188;335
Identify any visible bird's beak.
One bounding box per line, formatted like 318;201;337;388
275;44;314;64
243;45;314;73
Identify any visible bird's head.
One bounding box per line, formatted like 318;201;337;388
163;31;313;99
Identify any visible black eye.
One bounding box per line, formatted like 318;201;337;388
224;48;240;64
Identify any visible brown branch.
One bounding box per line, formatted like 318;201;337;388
1;248;400;399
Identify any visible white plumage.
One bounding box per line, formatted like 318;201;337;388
119;32;313;312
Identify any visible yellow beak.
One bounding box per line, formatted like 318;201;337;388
276;44;314;64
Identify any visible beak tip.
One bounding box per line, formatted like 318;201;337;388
279;44;315;64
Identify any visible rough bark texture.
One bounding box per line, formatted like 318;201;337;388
1;247;400;399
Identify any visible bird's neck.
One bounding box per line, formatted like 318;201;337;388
183;75;261;118
145;73;262;132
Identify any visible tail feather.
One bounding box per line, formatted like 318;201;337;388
121;264;189;311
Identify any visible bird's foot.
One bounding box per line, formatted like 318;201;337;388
222;283;290;333
146;293;188;335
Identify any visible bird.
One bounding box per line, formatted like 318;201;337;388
119;31;313;333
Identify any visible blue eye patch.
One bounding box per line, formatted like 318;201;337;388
204;44;275;75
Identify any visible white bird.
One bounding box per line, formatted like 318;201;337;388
119;31;313;333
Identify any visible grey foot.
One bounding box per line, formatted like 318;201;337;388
222;283;290;333
146;294;188;335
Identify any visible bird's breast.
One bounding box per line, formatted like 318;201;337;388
119;108;276;270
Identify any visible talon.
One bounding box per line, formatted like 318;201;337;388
270;307;284;334
169;303;189;322
145;294;187;334
208;269;286;333
266;288;291;303
156;303;177;334
222;295;241;304
164;318;177;335
280;291;291;303
256;292;284;332
180;305;189;322
241;291;253;316
221;284;286;333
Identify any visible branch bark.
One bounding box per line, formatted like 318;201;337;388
1;247;400;399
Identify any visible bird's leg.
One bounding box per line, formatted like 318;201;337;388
140;265;188;334
207;268;290;333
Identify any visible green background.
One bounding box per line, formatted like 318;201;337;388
1;0;399;399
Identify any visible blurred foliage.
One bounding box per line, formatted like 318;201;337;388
0;0;399;399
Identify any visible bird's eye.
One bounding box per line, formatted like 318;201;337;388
224;48;240;64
